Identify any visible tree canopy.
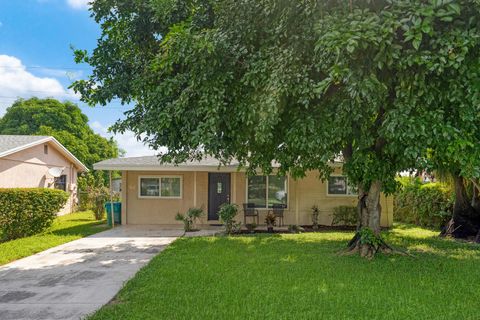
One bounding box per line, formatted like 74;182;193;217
73;0;480;255
0;98;121;169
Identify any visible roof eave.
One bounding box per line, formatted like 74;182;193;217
93;164;242;172
49;138;89;173
0;136;89;172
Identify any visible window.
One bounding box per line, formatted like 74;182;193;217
247;175;287;208
54;175;67;191
327;175;357;196
139;176;182;198
44;145;48;154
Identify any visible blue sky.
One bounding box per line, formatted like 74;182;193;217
0;0;154;156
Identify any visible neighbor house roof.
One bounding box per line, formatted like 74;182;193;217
0;135;88;172
93;155;244;172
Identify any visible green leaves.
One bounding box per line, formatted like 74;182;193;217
0;188;69;241
0;98;120;169
73;0;480;194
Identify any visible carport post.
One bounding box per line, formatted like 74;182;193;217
109;170;114;228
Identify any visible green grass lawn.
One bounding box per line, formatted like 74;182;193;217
0;211;108;265
89;224;480;320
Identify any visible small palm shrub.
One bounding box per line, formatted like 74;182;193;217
218;204;240;234
175;207;204;232
265;211;276;232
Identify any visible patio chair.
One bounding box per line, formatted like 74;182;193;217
243;203;259;225
271;204;285;227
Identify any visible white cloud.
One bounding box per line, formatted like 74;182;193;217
66;0;90;10
90;121;161;157
0;55;79;115
35;67;83;81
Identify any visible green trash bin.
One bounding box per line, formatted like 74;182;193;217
105;202;121;226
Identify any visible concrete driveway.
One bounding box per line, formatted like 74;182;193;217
0;226;184;320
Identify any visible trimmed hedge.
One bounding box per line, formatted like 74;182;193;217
394;178;453;229
0;188;69;241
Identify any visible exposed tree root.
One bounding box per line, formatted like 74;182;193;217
338;232;413;259
440;216;480;240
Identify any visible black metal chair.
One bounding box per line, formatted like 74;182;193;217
243;203;259;225
271;204;285;227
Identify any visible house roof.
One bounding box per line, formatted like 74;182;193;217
0;135;88;172
94;155;244;172
94;155;343;172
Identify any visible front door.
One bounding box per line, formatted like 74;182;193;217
208;173;231;220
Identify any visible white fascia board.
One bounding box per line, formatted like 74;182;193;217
93;164;242;172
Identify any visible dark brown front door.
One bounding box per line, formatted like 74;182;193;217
208;173;231;220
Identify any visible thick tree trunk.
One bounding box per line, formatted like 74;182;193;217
346;180;391;258
442;175;480;238
471;180;480;213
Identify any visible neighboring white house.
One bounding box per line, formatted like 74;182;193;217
0;135;88;215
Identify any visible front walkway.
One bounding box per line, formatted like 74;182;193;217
0;226;186;320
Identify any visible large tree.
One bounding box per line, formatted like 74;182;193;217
73;0;480;257
0;98;121;169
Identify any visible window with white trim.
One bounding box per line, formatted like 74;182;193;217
327;175;357;195
247;175;287;208
139;176;182;198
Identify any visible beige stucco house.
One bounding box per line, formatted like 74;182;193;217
94;156;393;227
0;135;88;215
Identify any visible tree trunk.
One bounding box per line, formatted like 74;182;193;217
346;180;391;258
442;174;480;238
471;180;480;213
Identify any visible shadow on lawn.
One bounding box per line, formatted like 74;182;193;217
49;221;108;237
58;218;96;223
186;229;480;262
382;228;480;260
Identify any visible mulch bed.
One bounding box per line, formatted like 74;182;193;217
238;225;357;234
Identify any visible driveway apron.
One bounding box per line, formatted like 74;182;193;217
0;226;183;320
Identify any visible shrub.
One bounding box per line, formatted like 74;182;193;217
175;207;204;232
77;172;120;215
79;185;119;220
394;178;453;228
311;205;319;230
92;187;110;220
265;211;276;232
0;188;69;241
218;204;239;234
331;206;357;226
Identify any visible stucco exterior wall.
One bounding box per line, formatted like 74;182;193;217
122;169;394;227
124;171;198;225
0;142;79;215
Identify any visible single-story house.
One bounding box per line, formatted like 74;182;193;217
0;135;88;215
94;156;393;227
